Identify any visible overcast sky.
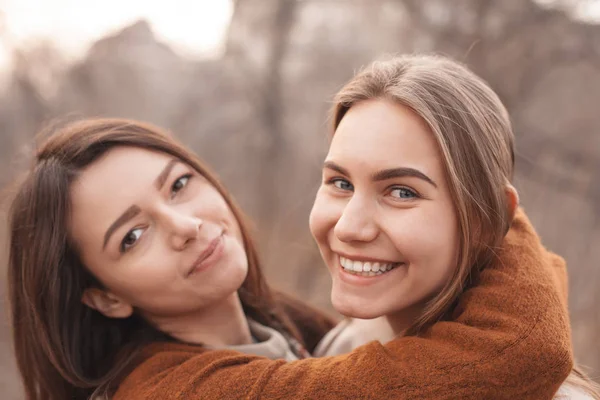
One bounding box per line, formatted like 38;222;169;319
0;0;233;70
1;0;599;72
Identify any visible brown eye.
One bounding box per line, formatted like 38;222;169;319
120;228;143;253
171;174;191;197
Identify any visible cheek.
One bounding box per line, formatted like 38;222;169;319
200;189;241;230
80;238;177;302
387;207;459;277
101;257;177;300
309;189;340;244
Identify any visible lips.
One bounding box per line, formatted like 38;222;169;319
333;251;403;265
187;233;224;276
339;256;401;274
332;251;406;284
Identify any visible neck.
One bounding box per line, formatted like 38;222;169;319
385;303;425;336
146;292;252;347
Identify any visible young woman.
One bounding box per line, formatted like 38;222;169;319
7;113;573;399
309;54;599;399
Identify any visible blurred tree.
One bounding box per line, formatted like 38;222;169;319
0;2;599;398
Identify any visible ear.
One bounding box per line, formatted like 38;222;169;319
82;288;133;319
505;183;519;222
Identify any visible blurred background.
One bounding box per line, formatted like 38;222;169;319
1;0;599;397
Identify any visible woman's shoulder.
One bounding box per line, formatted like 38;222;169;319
130;341;255;368
113;341;264;399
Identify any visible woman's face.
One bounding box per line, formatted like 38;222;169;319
310;99;459;327
69;147;248;320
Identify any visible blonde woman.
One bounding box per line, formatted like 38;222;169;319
309;54;599;399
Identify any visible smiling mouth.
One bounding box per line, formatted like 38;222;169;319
339;256;403;277
187;233;224;276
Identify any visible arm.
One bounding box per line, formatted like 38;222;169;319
115;209;572;400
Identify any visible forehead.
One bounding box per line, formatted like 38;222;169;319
71;147;174;204
329;99;442;173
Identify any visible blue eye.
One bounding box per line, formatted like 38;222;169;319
120;228;143;253
390;187;417;199
171;174;191;197
331;178;354;191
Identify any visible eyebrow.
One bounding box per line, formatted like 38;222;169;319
102;159;180;250
102;205;141;250
154;159;180;190
323;161;350;176
323;161;437;188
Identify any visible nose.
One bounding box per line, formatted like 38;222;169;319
333;195;379;243
159;206;203;250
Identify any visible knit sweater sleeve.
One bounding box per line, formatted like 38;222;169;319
114;209;573;400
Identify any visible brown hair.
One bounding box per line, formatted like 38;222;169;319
7;119;304;400
331;54;599;398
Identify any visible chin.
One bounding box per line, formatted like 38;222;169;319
213;257;248;300
331;293;383;319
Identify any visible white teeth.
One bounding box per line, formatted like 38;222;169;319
339;256;399;275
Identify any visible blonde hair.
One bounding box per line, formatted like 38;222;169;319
330;54;599;398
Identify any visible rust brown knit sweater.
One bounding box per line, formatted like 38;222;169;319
114;209;573;399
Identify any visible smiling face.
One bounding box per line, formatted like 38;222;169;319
309;99;459;328
69;147;248;322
